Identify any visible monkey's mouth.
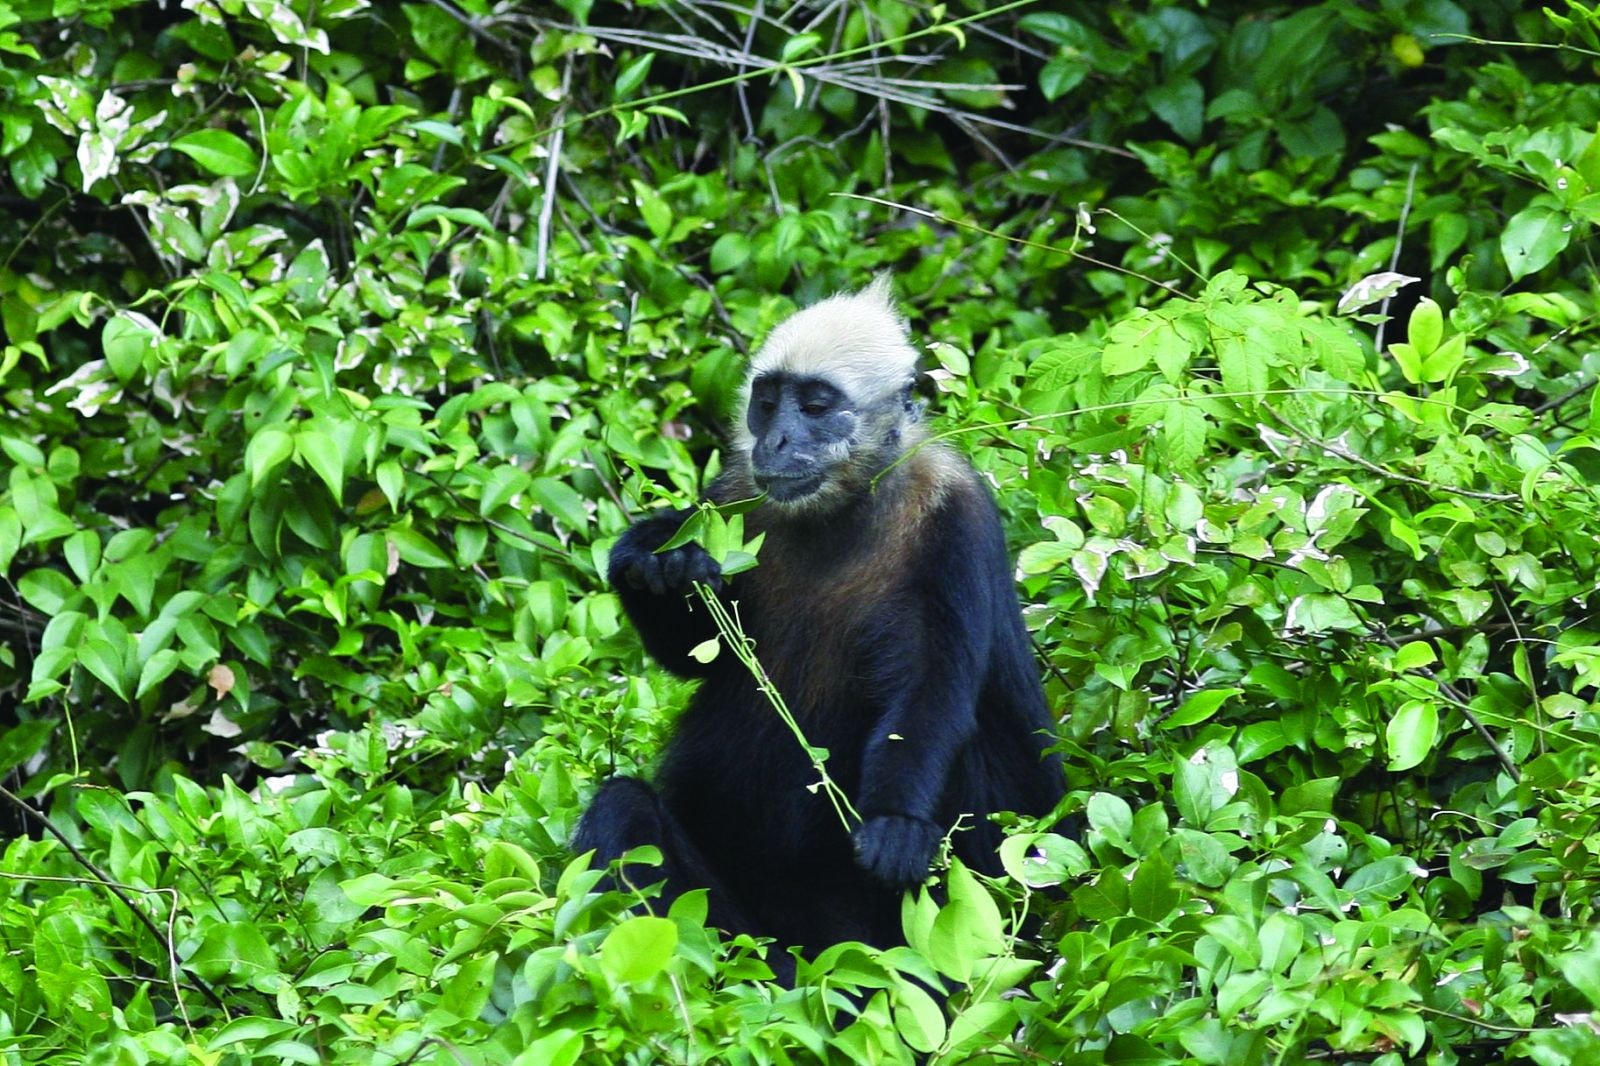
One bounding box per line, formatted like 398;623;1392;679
755;470;826;502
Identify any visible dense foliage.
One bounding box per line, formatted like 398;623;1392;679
2;0;1600;1061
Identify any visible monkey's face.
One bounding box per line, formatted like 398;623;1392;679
745;372;860;504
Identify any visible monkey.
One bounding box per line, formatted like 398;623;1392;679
575;276;1064;968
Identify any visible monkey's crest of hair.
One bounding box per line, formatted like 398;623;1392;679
746;274;919;403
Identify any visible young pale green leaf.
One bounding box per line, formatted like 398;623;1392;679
172;129;260;178
1101;312;1158;376
892;979;948;1053
376;459;405;510
1393;641;1437;671
1407;297;1443;356
599;915;677;984
1385;698;1438;771
1162;402;1207;472
1420;333;1467;384
709;232;750;273
945;858;1006;957
514;1030;584;1066
1386;342;1422;384
780;32;823;62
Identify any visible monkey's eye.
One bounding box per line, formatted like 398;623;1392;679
801;401;830;416
756;398;777;415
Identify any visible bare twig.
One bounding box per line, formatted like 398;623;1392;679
537;60;573;281
1374;162;1420;354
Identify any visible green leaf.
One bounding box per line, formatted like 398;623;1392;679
1087;792;1134;845
1162;403;1207;471
136;649;181;699
62;530;100;582
186;920;282;985
529;476;589;531
1039;54;1089;101
1129;850;1179;920
1385;699;1438;771
78;637;129;700
1343;855;1418;904
1101;312;1158;375
295;429;346;505
102;312;156;382
614;53;654;100
1147;76;1204;142
17;568;75;614
0;719;55;775
1420;333;1467;383
171;129;260;178
1164;687;1241;728
599;915;677;984
387;527;452;569
709;232;749;273
1554;935;1600;1008
1501;204;1571;280
892;979;948;1053
246;427;295;488
630;179;672;240
1393;641;1436;671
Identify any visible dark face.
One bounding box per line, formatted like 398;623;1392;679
745;372;858;503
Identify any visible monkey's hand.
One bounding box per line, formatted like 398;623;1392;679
613;538;723;598
853;814;942;889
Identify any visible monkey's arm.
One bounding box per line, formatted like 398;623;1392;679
608;509;723;678
852;499;1000;888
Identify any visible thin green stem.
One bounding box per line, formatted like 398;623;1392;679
694;584;860;831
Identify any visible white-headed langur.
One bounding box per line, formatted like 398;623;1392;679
575;277;1065;970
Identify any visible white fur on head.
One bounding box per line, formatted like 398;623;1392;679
746;275;918;403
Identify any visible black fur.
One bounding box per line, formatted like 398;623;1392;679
576;431;1065;960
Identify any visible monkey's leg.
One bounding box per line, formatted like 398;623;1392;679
573;776;763;938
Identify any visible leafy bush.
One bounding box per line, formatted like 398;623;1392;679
3;0;1600;1062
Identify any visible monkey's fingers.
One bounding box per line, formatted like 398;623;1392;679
684;550;723;591
853;815;940;890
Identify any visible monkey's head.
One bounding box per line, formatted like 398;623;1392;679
734;276;921;513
